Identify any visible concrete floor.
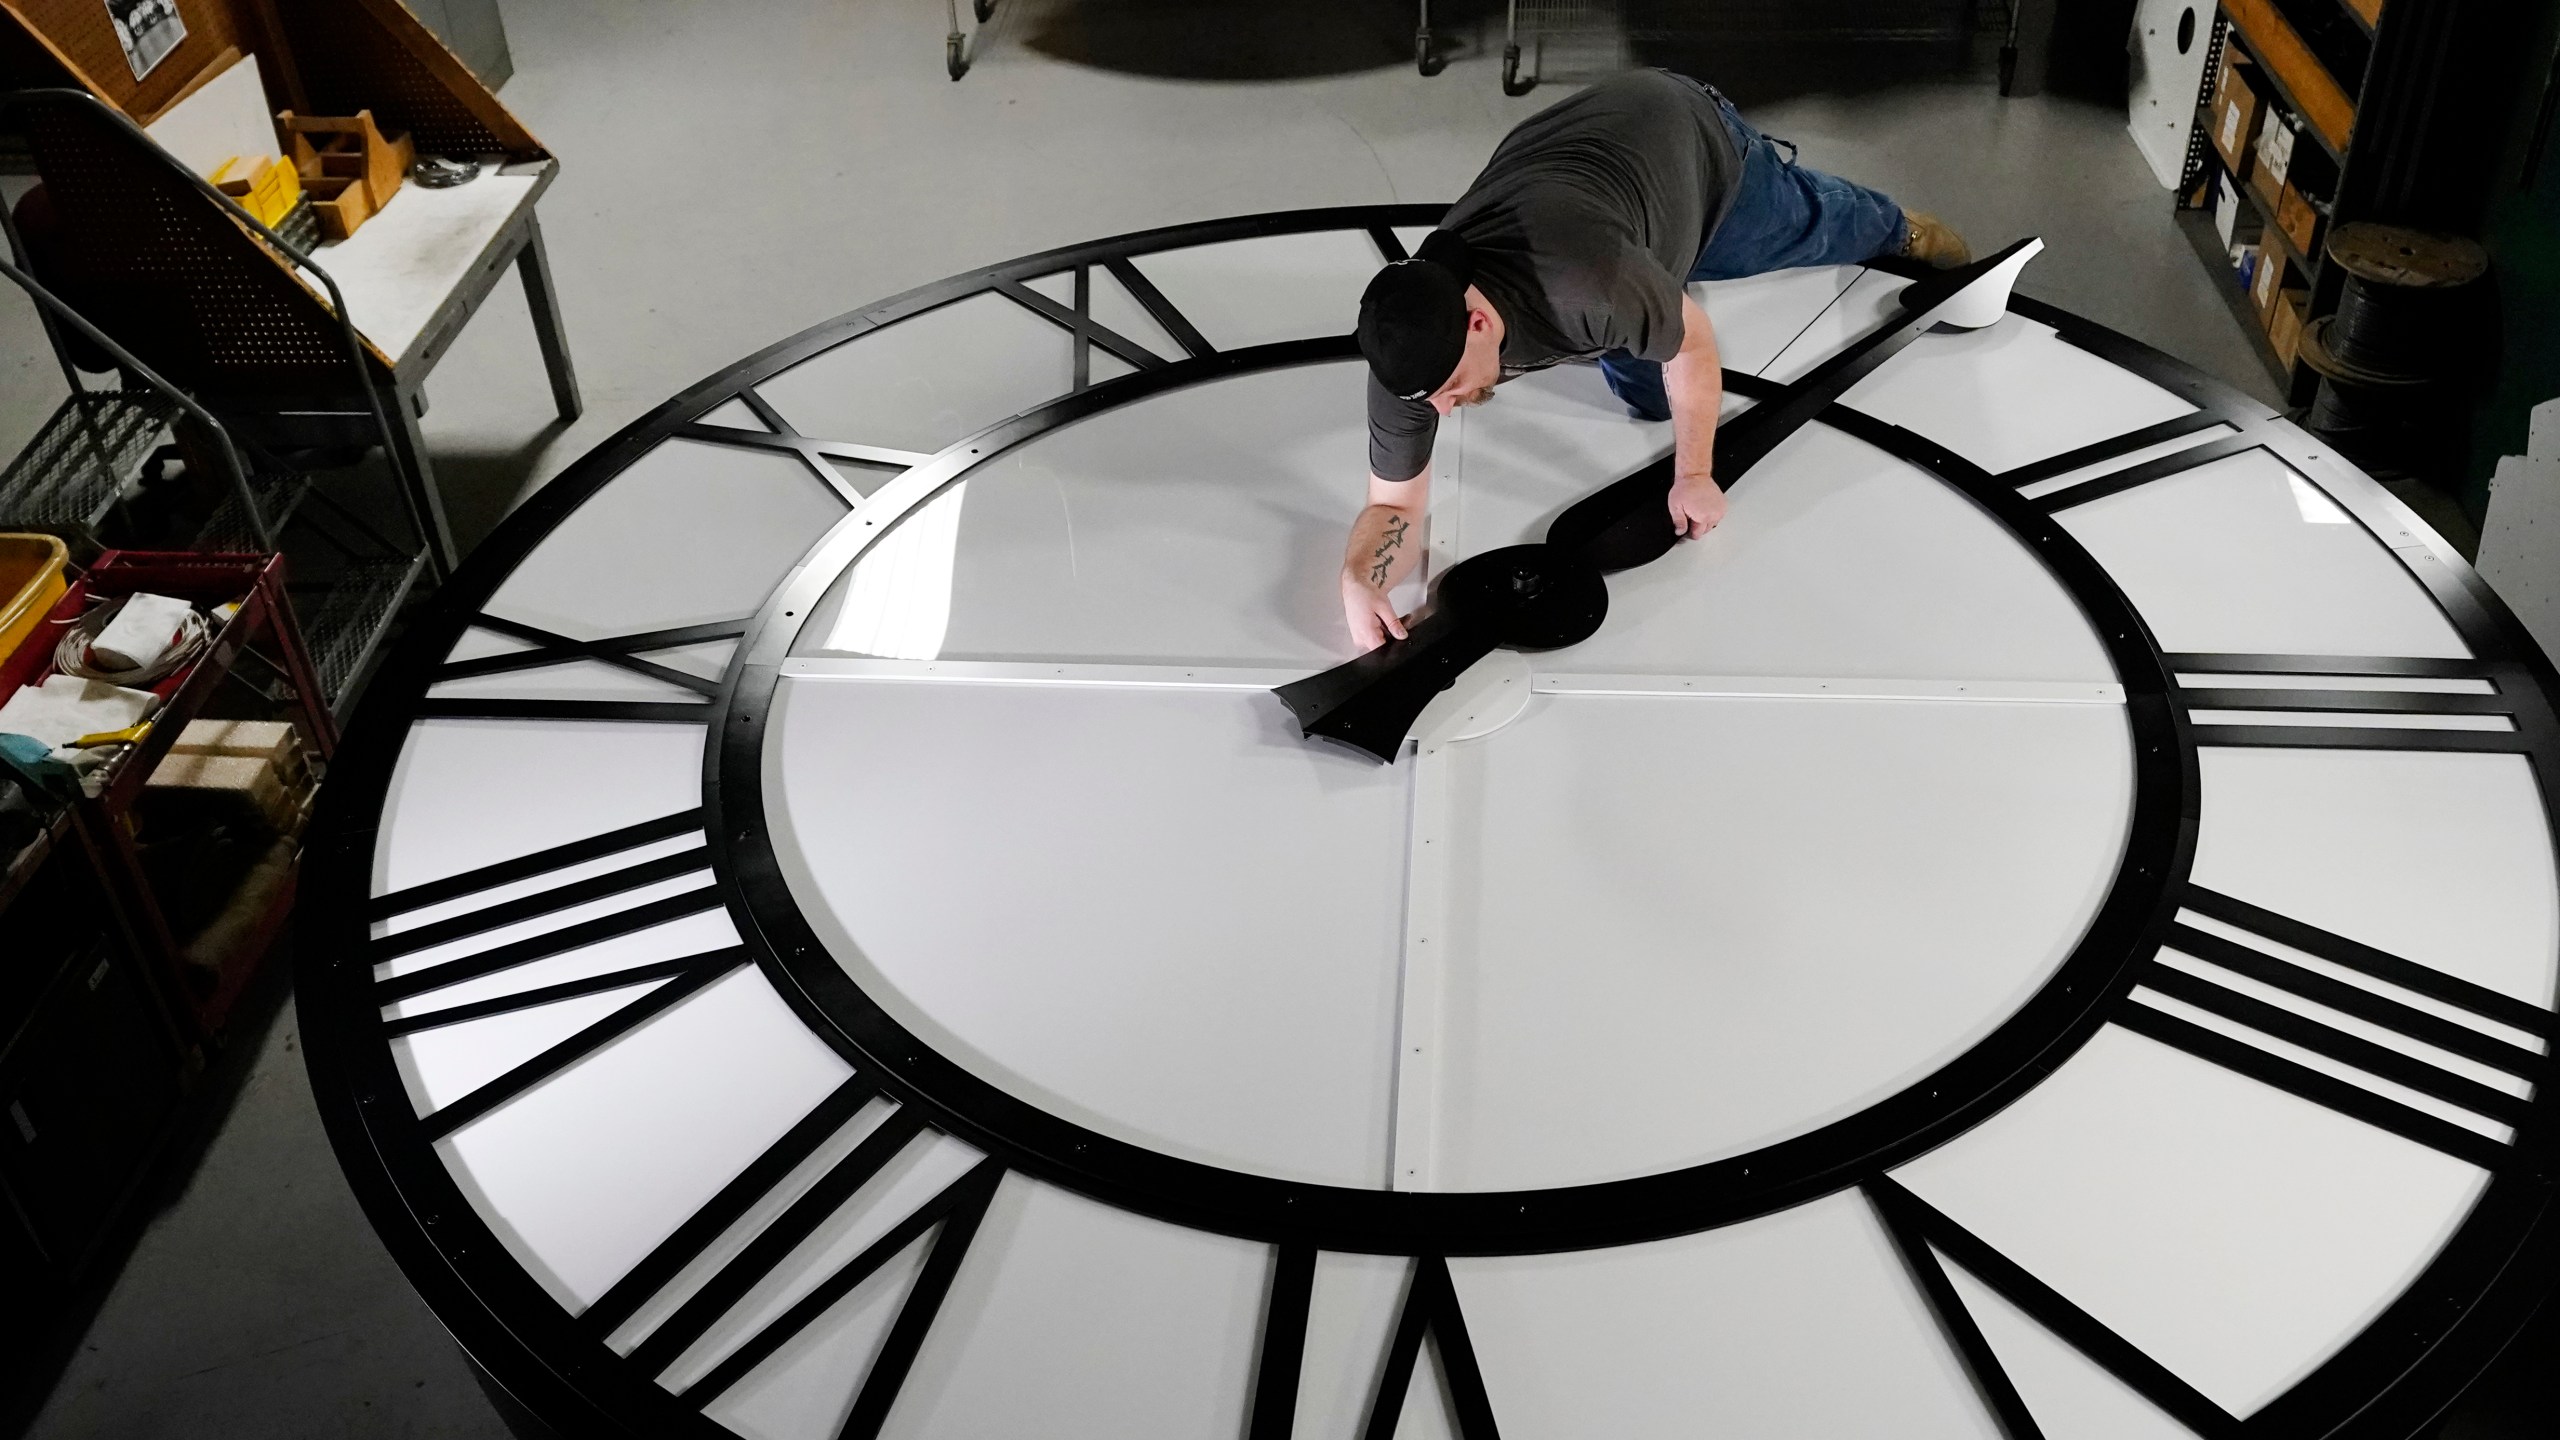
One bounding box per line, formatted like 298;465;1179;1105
3;1;2432;1435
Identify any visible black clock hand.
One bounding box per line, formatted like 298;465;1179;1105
1279;238;2045;763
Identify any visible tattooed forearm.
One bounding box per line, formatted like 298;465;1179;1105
1366;515;1410;586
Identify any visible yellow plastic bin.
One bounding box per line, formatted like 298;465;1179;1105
0;534;70;671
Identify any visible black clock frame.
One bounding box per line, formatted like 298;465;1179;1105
299;207;2560;1440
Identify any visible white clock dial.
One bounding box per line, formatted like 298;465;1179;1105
304;210;2559;1440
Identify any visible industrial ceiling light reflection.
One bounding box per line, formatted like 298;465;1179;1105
825;482;968;660
2287;469;2352;524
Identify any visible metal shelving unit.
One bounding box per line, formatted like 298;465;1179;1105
0;392;178;533
2173;0;2509;409
0;93;437;714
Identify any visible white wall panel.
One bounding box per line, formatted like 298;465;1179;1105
1694;265;1862;377
800;365;1373;668
1453;1193;2002;1439
1532;424;2116;684
1941;1255;2201;1439
1123;230;1385;351
760;292;1077;453
438;969;853;1310
1893;1025;2491;1415
2057;449;2470;658
1846;317;2199;475
1435;693;2131;1188
768;675;1409;1188
2194;748;2560;1012
373;720;706;895
882;1178;1267;1439
486;439;846;640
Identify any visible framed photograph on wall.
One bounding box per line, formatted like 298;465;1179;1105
105;0;187;80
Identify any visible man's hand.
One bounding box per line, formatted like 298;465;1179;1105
1668;471;1725;539
1662;295;1726;541
1342;571;1410;650
1340;468;1429;649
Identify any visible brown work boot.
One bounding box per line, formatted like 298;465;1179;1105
1900;210;1972;268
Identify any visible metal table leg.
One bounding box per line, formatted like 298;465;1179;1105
383;381;459;575
514;214;583;423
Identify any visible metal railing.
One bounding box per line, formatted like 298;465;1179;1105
2;88;446;581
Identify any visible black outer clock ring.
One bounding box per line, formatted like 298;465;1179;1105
294;207;2560;1440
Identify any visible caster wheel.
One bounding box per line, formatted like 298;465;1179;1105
1502;43;1533;96
975;0;997;22
947;33;968;79
1416;29;1443;76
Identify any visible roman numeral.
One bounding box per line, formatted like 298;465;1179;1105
678;387;928;500
436;616;745;699
1360;1256;1502;1440
1869;1184;2046;1440
412;697;718;722
1868;1177;2243;1439
570;1074;1002;1437
2028;427;2268;512
995;271;1171;382
1996;412;2233;493
690;1159;1001;1438
414;948;747;1140
1104;257;1216;360
1247;1246;1316;1440
367;808;725;1007
626;1108;933;1375
2172;654;2537;754
2116;884;2550;1171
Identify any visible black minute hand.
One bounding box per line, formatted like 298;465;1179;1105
1278;238;2045;763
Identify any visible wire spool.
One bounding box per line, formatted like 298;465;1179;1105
2297;311;2439;479
2321;223;2489;380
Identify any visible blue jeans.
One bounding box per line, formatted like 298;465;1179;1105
1599;79;1905;422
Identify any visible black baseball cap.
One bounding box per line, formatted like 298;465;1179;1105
1357;231;1475;401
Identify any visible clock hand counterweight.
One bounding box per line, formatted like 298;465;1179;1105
1277;238;2046;763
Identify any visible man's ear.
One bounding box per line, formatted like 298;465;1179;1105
1466;305;1494;334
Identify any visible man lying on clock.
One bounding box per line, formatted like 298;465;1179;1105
1341;68;1971;649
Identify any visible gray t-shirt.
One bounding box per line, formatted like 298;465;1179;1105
1368;70;1745;481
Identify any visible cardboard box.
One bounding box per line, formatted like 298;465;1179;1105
144;751;304;835
2268;287;2308;369
2208;51;2263;177
171;719;309;787
2213;172;2245;247
2252;244;2288;320
2246;149;2285;227
2275;181;2322;261
2255;110;2300;191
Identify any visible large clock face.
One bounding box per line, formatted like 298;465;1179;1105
306;208;2560;1440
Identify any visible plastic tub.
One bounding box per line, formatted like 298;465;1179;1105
0;534;70;671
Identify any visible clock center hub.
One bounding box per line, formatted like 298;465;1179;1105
1437;544;1607;651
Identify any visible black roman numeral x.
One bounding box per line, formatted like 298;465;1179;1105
1870;1177;2243;1439
1361;1256;1501;1440
679;388;928;501
418;615;755;723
